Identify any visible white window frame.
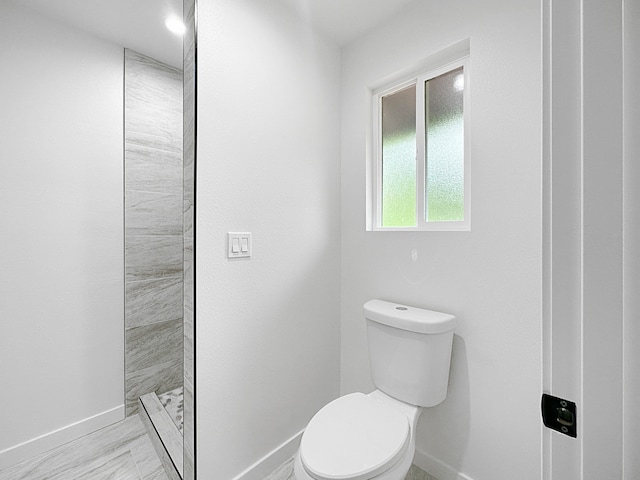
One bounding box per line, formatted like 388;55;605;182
370;57;470;232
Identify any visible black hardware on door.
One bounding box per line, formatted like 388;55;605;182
541;393;577;438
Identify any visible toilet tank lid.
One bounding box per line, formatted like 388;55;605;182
363;299;456;334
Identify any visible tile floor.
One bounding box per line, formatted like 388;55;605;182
1;409;439;480
264;457;439;480
0;415;168;480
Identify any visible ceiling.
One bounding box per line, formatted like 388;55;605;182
16;0;416;68
15;0;184;68
276;0;417;45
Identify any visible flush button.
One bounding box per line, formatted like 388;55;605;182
395;306;408;311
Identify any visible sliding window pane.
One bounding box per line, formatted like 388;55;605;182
381;85;416;227
425;67;464;222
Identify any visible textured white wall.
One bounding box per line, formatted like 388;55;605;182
340;1;542;479
624;0;640;476
195;0;342;478
0;1;124;465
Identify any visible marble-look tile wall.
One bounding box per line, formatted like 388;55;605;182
182;0;196;477
125;49;184;416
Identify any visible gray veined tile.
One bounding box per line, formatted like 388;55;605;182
183;199;193;240
125;111;183;151
126;359;183;416
49;451;141;480
125;144;183;194
126;130;183;156
126;235;183;282
125;190;183;236
183;163;194;196
404;465;439;480
125;83;183;109
125;319;183;373
125;50;183;102
125;70;183;104
129;430;171;480
125;275;183;328
183;238;193;310
183;119;194;164
125;318;183;416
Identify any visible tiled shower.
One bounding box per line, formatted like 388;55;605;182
124;49;184;416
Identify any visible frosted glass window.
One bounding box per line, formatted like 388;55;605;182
371;58;469;231
381;85;416;227
425;67;464;222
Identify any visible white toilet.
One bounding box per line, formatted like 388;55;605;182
294;299;456;480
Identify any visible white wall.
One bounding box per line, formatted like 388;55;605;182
195;0;342;478
624;0;640;476
0;1;124;467
340;1;542;479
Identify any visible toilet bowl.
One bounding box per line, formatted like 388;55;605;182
294;390;420;480
294;300;456;480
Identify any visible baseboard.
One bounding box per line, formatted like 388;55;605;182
0;404;124;470
413;449;475;480
232;429;304;480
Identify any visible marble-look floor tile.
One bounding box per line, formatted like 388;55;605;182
263;457;295;480
262;458;439;480
405;464;439;480
48;451;140;480
0;415;168;480
129;435;170;480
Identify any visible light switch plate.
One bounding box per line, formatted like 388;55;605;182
228;232;252;258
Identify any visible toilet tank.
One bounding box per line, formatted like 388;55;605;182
363;299;456;407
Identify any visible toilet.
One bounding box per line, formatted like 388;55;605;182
294;299;456;480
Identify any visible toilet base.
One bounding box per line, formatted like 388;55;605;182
293;443;415;480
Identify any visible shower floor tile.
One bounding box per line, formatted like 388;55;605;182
157;386;184;434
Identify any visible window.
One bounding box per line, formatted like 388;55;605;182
371;58;469;231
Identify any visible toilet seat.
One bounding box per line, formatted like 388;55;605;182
299;393;410;480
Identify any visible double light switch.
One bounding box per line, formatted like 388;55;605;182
228;232;252;258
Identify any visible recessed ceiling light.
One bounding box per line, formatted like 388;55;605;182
165;16;186;36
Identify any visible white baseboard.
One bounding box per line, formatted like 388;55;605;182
413;449;475;480
232;429;304;480
0;404;124;471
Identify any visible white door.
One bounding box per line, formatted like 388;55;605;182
544;0;637;478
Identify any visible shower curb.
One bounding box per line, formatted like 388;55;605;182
138;392;183;480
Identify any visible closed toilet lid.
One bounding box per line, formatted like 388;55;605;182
300;393;410;480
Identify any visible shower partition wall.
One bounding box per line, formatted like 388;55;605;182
123;48;184;416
